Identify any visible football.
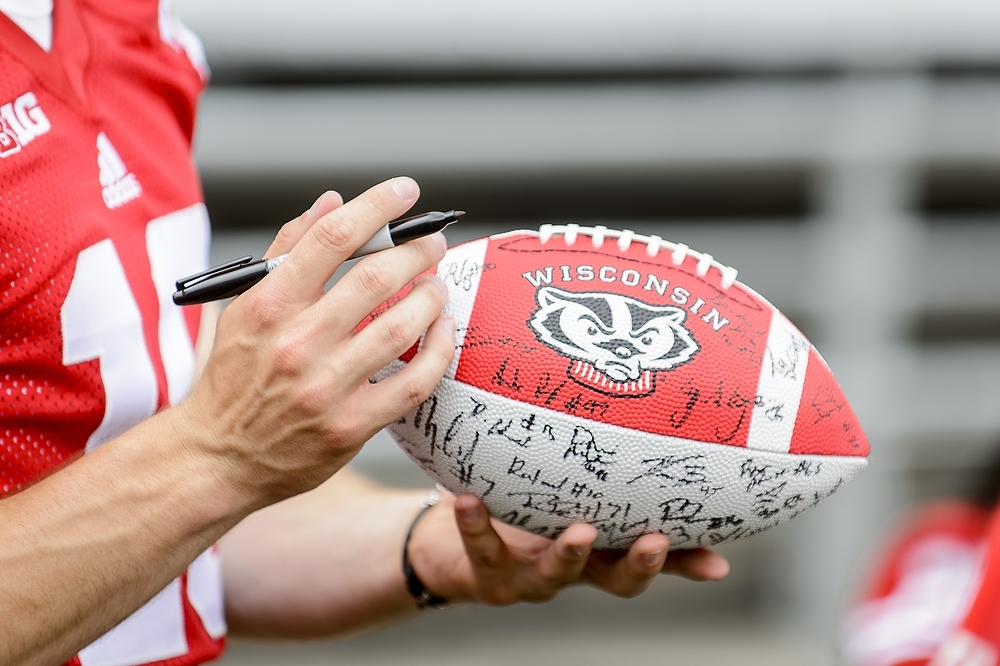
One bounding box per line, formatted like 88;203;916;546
375;224;869;550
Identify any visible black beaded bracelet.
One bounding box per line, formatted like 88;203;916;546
402;489;450;609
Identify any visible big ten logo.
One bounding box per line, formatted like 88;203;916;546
0;92;51;159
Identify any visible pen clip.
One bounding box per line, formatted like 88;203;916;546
175;255;254;291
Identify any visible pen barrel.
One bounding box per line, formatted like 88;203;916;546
388;211;453;245
348;224;393;259
172;262;269;305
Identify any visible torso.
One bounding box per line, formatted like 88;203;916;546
0;1;225;663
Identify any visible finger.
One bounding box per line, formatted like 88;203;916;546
342;274;449;384
357;312;455;428
320;231;447;332
263;177;420;309
534;523;597;590
661;548;730;582
584;533;670;598
263;190;344;258
450;494;511;593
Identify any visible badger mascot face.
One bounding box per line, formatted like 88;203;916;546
528;287;699;384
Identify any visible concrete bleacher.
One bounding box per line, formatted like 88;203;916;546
175;1;1000;662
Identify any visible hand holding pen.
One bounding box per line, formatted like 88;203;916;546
174;209;464;305
177;176;458;501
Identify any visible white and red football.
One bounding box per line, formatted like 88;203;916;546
375;224;869;550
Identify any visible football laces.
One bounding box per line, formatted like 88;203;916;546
537;223;739;289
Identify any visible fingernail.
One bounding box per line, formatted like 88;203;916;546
391;177;419;201
308;197;321;216
459;504;481;522
431;231;447;255
308;191;328;216
708;556;731;580
642;550;665;567
441;314;456;337
424;274;449;300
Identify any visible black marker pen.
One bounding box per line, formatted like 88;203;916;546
172;210;464;306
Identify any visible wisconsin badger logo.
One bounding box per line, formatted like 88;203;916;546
528;287;699;397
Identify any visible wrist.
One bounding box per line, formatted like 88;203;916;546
402;489;450;609
154;401;260;526
403;489;472;604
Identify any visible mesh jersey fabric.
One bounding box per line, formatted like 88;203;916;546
840;501;1000;666
0;0;225;664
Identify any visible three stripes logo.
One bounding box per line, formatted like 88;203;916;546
97;132;142;209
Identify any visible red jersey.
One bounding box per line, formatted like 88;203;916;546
841;502;1000;666
0;1;225;664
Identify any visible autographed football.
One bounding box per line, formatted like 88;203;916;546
374;225;869;550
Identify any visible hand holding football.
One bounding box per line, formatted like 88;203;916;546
376;225;868;550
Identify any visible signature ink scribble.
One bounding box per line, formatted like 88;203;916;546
768;333;810;380
669;381;700;429
438;259;495;292
441;418;478;486
764;401;785;422
752;481;788;519
489;419;530;447
507;491;602;522
478;474;497;498
706;515;744;530
569;481;603;500
740;458;789;492
714;382;757;443
810;385;845;423
507;456;568;490
412;395;440;455
668;379;760;442
460;326;537;357
628;454;709;488
660;498;704;523
487;413;555;448
493;357;523;391
499;510;532;527
508;456;539;484
563;426;617;482
534;372;567;405
793;460;822;477
665;525;693;546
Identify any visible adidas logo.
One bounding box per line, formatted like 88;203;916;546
0;92;50;159
97;132;142;209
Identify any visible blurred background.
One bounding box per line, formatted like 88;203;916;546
173;1;1000;663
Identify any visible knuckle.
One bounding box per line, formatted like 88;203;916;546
470;548;500;570
381;317;413;350
416;235;445;264
274;219;299;246
242;292;284;329
320;415;360;450
356;262;394;299
543;565;574;588
269;328;312;376
295;380;330;419
611;581;646;599
312;215;355;255
401;376;432;410
483;586;518;607
427;335;456;367
423;282;448;311
357;193;395;220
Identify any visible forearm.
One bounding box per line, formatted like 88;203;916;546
220;469;427;638
0;406;247;666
